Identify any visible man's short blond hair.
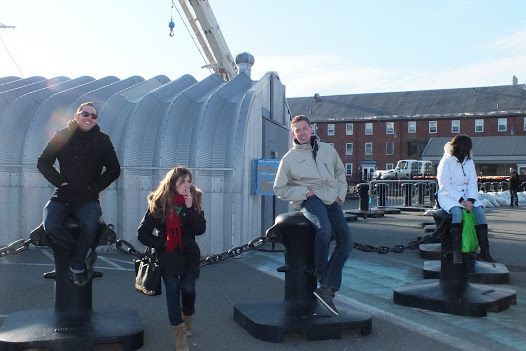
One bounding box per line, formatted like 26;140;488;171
290;115;311;128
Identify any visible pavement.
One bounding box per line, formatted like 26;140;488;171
1;204;525;351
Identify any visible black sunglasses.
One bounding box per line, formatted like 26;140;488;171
79;111;98;119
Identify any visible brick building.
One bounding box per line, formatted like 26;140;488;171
287;84;526;183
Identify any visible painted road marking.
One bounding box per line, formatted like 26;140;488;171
249;251;526;351
98;256;126;269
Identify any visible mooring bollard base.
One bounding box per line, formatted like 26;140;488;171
373;206;401;214
0;308;144;351
234;301;372;342
393;280;516;317
422;260;510;284
345;209;384;219
418;243;441;259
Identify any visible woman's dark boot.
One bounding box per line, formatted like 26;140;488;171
450;223;463;264
475;224;496;262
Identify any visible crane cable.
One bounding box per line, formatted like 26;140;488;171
0;28;24;77
169;0;213;74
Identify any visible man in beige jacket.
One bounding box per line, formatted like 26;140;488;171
273;115;353;316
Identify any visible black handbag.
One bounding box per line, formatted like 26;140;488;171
134;247;162;296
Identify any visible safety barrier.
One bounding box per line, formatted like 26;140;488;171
369;180;437;210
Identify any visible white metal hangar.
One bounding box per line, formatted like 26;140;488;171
0;56;290;255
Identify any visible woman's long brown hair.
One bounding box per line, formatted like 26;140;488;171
147;166;192;216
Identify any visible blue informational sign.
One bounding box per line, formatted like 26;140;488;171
253;159;280;196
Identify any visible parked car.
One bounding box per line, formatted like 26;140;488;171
374;160;435;180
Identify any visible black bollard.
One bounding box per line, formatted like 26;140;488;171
394;210;516;316
0;218;144;350
357;183;369;211
234;211;372;342
347;183;385;217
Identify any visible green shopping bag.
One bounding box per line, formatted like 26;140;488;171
461;209;479;253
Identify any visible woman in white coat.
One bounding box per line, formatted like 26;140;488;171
437;134;495;263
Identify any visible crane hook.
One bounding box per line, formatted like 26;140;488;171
169;18;175;37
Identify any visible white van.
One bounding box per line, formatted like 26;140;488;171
375;160;435;180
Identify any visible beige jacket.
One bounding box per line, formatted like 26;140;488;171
273;138;347;209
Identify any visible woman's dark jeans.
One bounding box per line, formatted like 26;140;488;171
162;272;196;326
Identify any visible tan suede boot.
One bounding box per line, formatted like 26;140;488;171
171;322;189;351
182;313;193;336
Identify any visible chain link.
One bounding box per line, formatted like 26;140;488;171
115;239;144;259
0;238;33;257
353;231;439;254
199;234;269;266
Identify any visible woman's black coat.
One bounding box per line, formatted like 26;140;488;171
137;207;206;277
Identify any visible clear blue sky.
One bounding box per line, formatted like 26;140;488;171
1;0;526;97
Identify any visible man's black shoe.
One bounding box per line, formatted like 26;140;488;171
69;269;87;287
313;287;340;316
86;250;98;274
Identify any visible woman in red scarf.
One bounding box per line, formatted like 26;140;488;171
138;166;206;351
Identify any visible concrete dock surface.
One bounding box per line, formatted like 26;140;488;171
1;205;525;350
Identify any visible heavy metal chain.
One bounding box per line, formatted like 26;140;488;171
116;235;270;267
0;239;32;257
353;231;439;254
199;235;269;266
1;230;438;261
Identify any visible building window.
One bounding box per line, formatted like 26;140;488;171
498;118;507;132
311;123;318;135
475;119;484;133
345;163;353;176
429;121;437;133
345;143;353;155
408;121;416;134
386;163;394;170
408;141;427;156
365;122;373;135
327;123;335;136
346;123;353;135
451;120;460;133
386;122;394;134
365;142;373;156
386;142;394;155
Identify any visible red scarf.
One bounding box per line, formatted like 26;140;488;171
165;195;186;252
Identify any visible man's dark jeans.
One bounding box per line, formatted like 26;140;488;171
300;196;353;291
43;199;102;269
162;273;196;326
510;189;519;206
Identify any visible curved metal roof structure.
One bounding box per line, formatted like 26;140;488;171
0;71;289;255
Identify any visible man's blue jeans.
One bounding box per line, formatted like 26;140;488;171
449;205;487;225
162;273;196;326
43;199;102;269
300;196;353;291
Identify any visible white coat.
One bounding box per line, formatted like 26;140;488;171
436;142;482;213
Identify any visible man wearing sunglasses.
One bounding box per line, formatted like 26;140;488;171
37;101;121;286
